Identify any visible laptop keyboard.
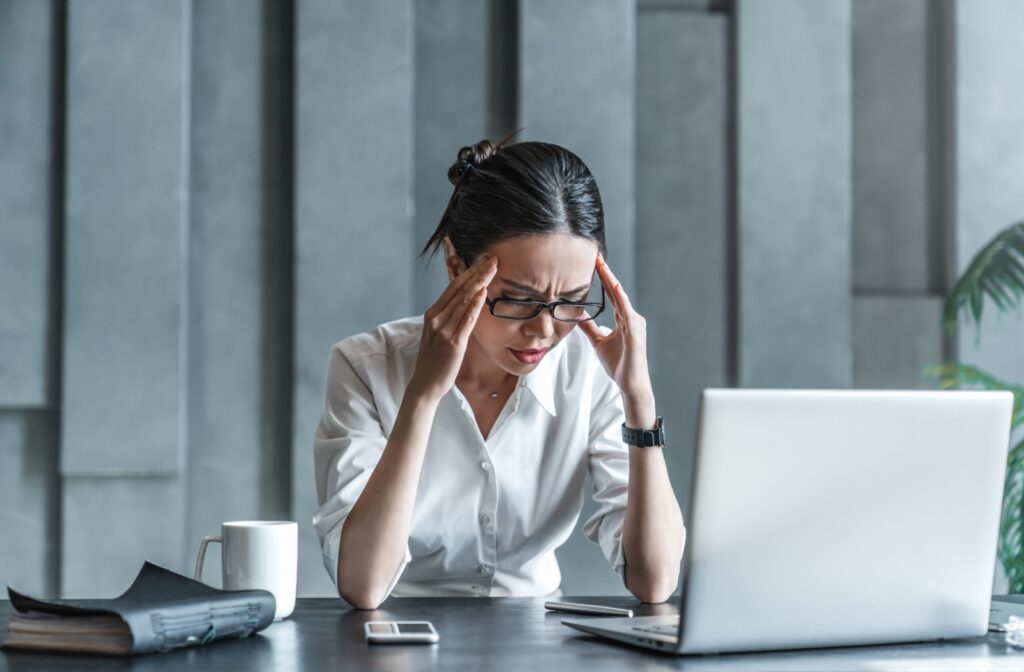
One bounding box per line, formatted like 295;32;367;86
632;624;679;636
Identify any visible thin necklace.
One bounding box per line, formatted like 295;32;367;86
488;375;517;400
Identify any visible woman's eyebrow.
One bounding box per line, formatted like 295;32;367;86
499;279;592;298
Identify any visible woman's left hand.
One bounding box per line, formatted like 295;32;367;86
578;254;655;418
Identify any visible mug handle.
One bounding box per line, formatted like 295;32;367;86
194;535;222;582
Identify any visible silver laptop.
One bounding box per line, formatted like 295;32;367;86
563;389;1013;655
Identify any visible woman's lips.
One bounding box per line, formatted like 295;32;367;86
509;347;549;364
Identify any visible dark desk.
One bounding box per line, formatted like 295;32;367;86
2;596;1023;671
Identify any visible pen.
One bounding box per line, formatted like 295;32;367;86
544;600;634;617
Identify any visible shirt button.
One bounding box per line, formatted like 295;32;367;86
478;564;493;577
471;585;482;592
480;461;490;471
479;513;490;525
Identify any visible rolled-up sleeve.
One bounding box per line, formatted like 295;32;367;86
312;344;412;606
581;364;630;584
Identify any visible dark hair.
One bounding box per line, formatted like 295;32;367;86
421;134;607;267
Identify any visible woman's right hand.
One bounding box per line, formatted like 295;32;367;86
408;255;498;403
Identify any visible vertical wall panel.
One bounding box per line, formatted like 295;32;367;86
853;297;943;389
294;0;414;596
0;0;57;407
60;0;188;593
953;1;1024;386
636;10;728;524
61;0;187;474
413;0;514;313
736;0;852;388
0;413;59;596
185;0;293;585
0;0;62;598
518;0;636;295
852;0;935;294
62;477;184;597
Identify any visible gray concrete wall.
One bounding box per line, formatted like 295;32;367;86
0;0;58;409
853;0;938;295
60;0;188;596
736;0;852;389
0;0;999;599
0;0;62;598
851;0;947;392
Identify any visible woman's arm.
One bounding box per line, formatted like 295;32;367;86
336;255;498;609
336;390;438;609
620;393;685;604
579;253;685;604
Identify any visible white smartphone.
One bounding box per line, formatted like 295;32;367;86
363;621;439;644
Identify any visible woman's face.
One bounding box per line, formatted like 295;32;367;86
449;233;600;375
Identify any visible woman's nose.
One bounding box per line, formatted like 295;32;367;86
523;309;556;339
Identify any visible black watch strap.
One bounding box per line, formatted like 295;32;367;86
621;416;665;447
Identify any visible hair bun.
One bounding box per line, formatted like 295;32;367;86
447;138;500;187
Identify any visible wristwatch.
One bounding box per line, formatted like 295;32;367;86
621;416;665;447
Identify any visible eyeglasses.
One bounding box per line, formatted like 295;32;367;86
484;285;605;323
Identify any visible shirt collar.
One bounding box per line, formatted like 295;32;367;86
519;341;562;417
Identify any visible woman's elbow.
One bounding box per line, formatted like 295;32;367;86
337;567;385;610
338;583;383;610
628;580;675;604
630;582;677;604
626;567;680;604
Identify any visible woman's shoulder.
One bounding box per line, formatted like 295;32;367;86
332;315;423;365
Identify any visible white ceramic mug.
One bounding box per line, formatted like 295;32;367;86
194;520;297;620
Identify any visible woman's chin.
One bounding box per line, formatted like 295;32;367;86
501;353;539;374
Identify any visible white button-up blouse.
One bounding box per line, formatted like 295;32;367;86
312;315;631;605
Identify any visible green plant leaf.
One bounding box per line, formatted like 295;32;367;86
943;221;1024;334
1001;438;1024;592
922;362;1024;428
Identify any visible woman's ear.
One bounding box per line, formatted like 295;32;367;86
443;238;463;282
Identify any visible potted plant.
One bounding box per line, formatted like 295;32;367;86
928;221;1024;591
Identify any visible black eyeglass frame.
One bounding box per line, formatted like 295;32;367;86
484;284;606;323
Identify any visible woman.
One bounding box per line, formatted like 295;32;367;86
313;138;685;609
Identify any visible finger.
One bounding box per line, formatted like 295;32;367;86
437;260;498;325
611;277;635;314
598;280;626;331
445;254;494;299
596;256;632;324
608;299;627;333
438;260;497;330
433;256;497;324
595;256;622;311
595;253;619;287
578;319;606;348
433;255;495;316
453;286;488;344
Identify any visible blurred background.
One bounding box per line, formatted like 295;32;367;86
2;0;1024;599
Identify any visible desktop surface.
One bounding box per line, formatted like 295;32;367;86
1;596;1023;671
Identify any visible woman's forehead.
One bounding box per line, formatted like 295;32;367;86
488;234;598;290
